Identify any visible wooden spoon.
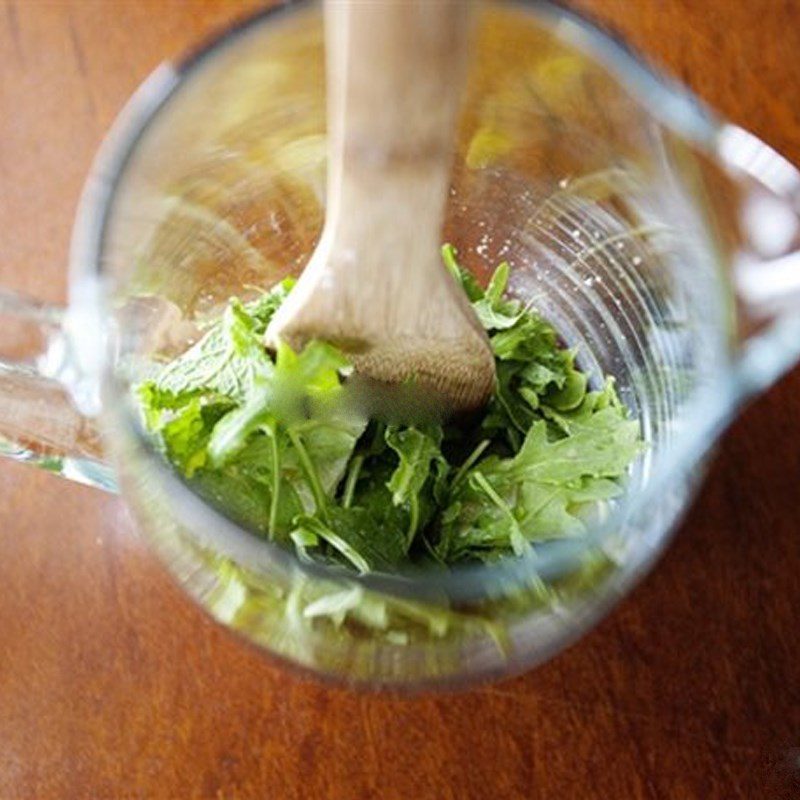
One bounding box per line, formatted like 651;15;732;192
265;0;495;413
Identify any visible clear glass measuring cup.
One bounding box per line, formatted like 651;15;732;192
1;0;798;687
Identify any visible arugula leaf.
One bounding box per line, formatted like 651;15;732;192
494;410;641;485
245;277;296;331
190;448;279;537
441;243;484;302
293;505;408;573
384;425;448;544
472;262;523;331
437;405;642;561
490;314;562;363
281;415;368;515
519;361;568;395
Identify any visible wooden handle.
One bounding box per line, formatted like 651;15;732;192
323;0;470;287
267;0;495;410
326;0;469;186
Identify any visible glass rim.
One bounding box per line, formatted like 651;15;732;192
70;0;736;603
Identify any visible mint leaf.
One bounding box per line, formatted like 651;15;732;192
154;305;265;404
158;398;232;477
190;445;280;537
153;282;291;404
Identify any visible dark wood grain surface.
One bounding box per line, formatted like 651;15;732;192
1;1;799;798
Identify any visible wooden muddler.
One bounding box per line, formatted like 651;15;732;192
266;0;494;412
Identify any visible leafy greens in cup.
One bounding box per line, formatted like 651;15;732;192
137;245;642;577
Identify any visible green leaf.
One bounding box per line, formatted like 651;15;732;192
244;277;296;332
490;314;560;362
141;289;366;542
439;405;642;560
543;368;587;411
281;415;368;514
189;458;275;536
441;243;484;302
155;297;275;404
206;405;365;528
515;477;622;539
471;262;523;331
158;399;211;477
485;262;510;306
492;413;641;486
519;361;568;394
207;379;273;466
385;426;445;506
385;425;448;546
201;335;364;524
294;505;408;573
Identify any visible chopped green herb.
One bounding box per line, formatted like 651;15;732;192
137;248;643;647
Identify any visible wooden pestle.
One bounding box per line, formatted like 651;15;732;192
266;0;495;412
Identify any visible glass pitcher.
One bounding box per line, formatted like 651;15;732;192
1;0;799;687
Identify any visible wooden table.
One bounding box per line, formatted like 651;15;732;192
1;1;799;797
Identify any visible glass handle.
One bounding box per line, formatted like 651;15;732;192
716;124;800;396
0;288;116;491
